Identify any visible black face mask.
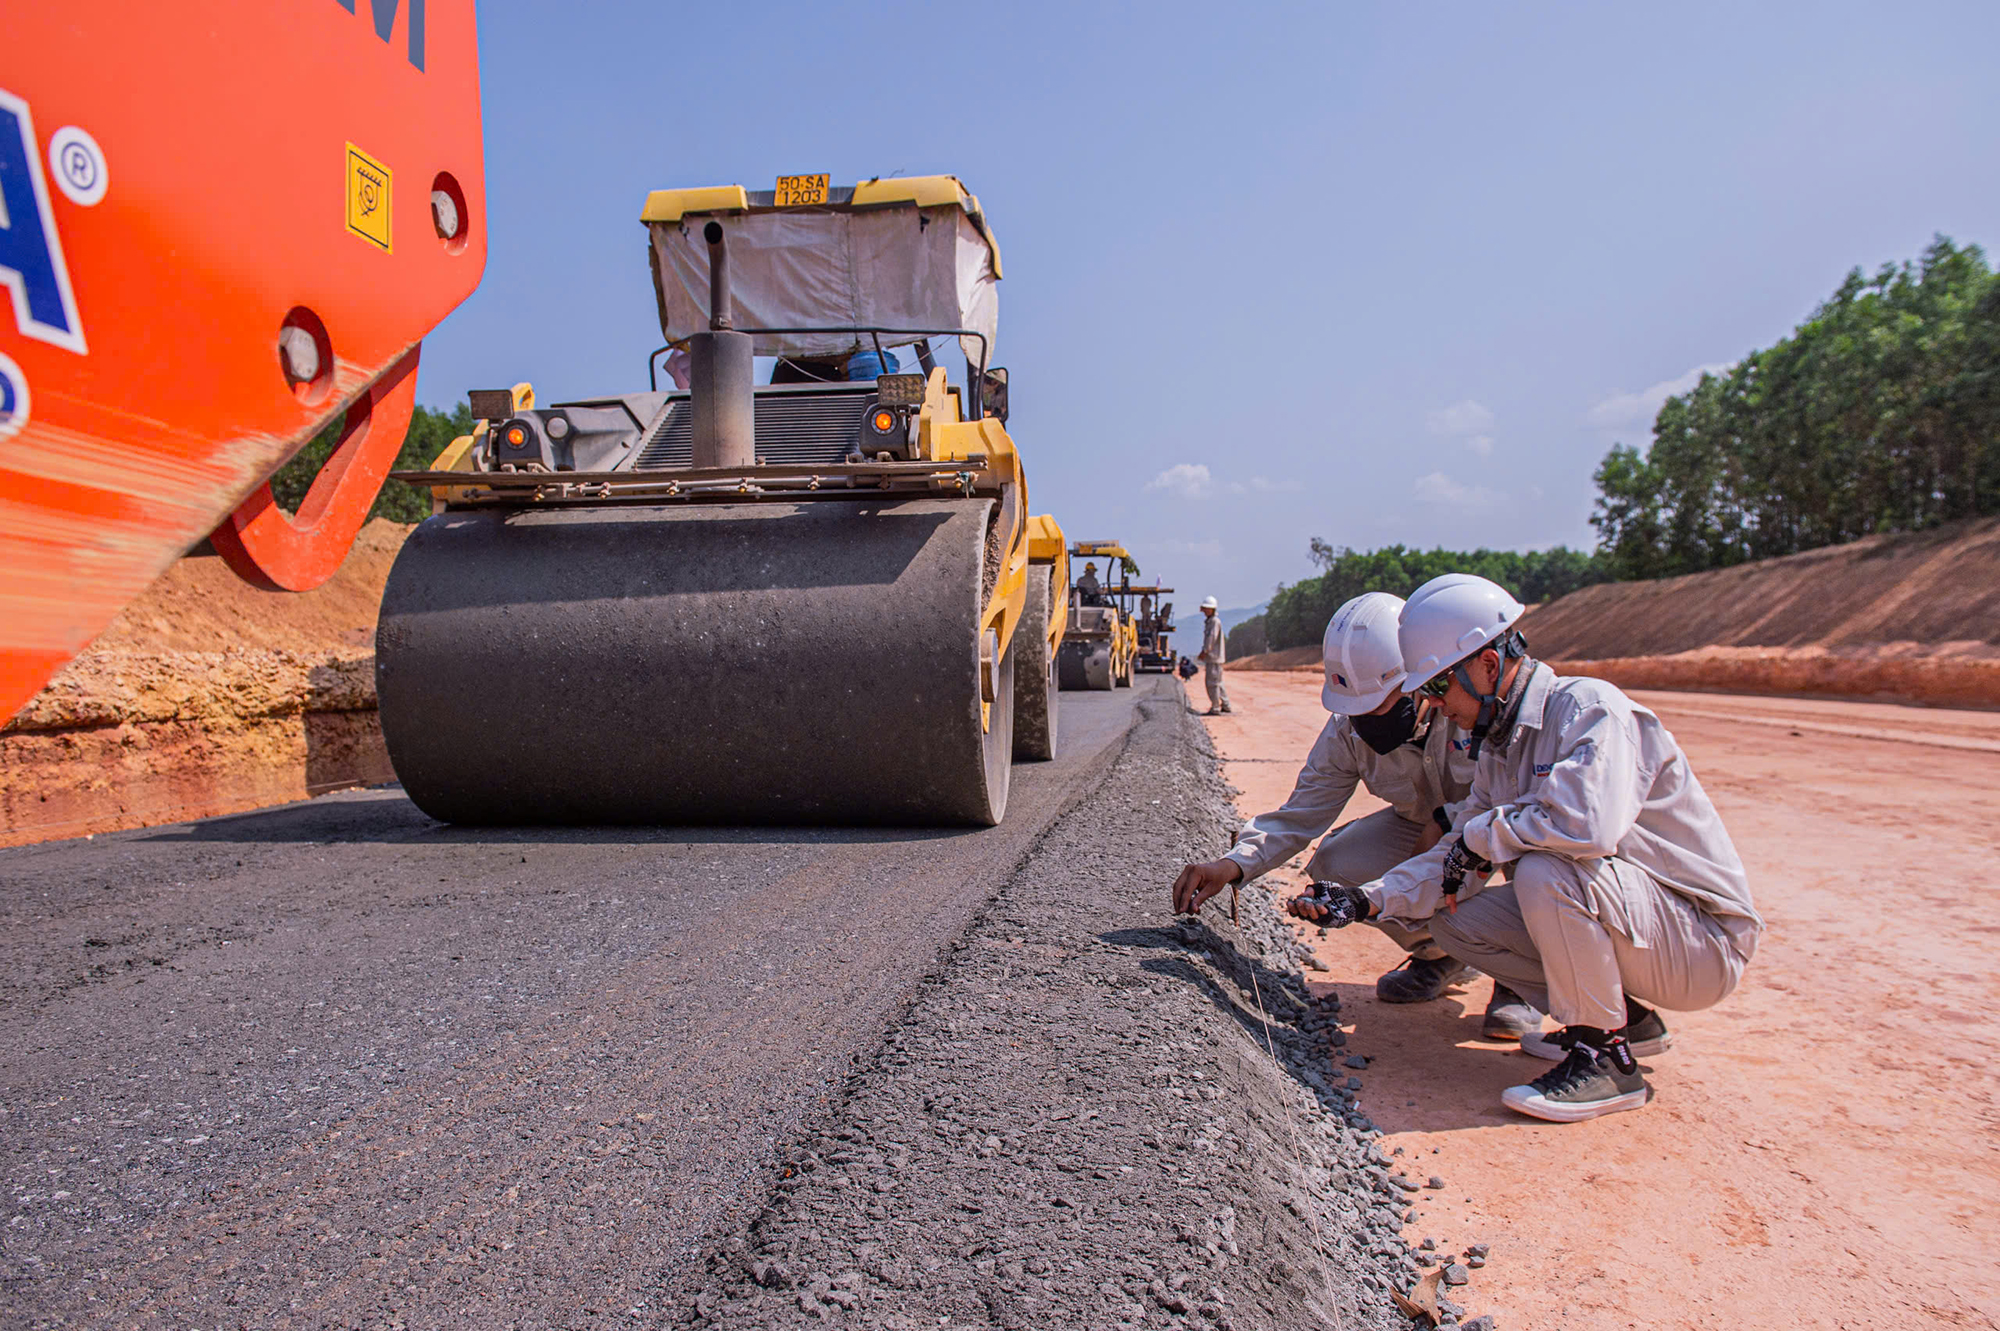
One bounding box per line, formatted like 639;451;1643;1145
1351;695;1420;755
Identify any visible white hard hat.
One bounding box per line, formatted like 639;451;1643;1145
1320;592;1407;715
1397;574;1526;689
1200;596;1218;610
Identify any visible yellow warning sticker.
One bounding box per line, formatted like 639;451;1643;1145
345;143;392;252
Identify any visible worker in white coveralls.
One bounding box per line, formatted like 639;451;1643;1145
1197;596;1231;715
1168;594;1542;1038
1296;574;1763;1122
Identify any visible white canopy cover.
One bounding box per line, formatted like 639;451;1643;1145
649;205;999;367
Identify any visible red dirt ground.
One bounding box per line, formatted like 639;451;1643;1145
1189;669;2000;1331
0;521;410;846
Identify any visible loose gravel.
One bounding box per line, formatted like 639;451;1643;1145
670;695;1423;1329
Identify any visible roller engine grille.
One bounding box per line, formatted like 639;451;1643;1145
635;388;877;469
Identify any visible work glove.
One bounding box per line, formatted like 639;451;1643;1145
1287;882;1369;929
1439;836;1493;912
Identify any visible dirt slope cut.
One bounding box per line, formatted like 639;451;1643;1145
1521;516;2000;708
1;521;413;846
1523;516;2000;659
1232;517;2000;705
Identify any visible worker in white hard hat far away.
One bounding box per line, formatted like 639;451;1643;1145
1197;596;1231;715
1168;593;1542;1039
1298;574;1764;1123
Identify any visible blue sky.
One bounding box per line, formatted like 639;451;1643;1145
420;0;2000;609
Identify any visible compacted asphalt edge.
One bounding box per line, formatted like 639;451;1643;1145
1;683;1428;1330
667;693;1423;1331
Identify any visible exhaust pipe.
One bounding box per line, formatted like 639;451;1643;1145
689;220;755;469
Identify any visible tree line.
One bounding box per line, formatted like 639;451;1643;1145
1243;542;1610;654
269;403;475;524
1591;235;1999;579
1235;234;1998;655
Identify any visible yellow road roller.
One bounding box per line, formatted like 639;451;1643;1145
377;175;1050;826
1013;514;1069;760
1059;540;1140;691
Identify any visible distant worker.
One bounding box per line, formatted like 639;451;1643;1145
1302;575;1763;1123
1077;562;1106;606
1169;594;1541;1035
1197;596;1230;715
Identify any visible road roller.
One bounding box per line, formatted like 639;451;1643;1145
376;175;1046;826
1013;514;1068;761
1058;540;1140;691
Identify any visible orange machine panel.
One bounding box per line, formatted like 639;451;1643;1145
0;2;485;722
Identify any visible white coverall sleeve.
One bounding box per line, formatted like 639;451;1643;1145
1223;727;1360;884
1461;698;1642;866
1364;755;1501;923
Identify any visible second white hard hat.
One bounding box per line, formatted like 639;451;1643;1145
1320;592;1408;714
1200;595;1218;609
1397;573;1526;689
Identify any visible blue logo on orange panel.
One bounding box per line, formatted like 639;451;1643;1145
0;89;88;354
0;351;26;441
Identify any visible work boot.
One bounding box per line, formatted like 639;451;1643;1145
1520;997;1671;1061
1480;984;1543;1041
1202;707;1222;716
1374;954;1471;1003
1501;1033;1651;1123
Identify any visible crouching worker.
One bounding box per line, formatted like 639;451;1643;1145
1168;593;1542;1040
1307;574;1764;1123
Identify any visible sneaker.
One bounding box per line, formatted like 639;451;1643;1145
1375;954;1471;1003
1480;984;1543;1041
1501;1038;1651;1123
1520;999;1671;1061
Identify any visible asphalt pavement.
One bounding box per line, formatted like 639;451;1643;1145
0;682;1159;1328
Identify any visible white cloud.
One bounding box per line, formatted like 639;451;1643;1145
1145;462;1212;499
1465;434;1494;458
1413;471;1506;508
1427;400;1495;436
1587;362;1732;432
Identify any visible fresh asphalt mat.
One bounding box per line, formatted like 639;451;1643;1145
672;695;1422;1330
0;685;1435;1329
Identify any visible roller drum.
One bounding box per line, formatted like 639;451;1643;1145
1012;567;1058;761
1057;639;1113;691
376;498;1013;826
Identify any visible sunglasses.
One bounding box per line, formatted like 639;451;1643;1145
1416;674;1454;699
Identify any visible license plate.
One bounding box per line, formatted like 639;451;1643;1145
775;173;829;207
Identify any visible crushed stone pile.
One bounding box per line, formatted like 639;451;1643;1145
670;695;1430;1330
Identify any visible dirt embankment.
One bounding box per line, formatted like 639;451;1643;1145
1235;517;2000;708
0;521;412;847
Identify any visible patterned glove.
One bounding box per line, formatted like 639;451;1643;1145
1288;882;1369;929
1439;836;1493;910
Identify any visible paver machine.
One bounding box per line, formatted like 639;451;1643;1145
1123;580;1178;673
376;175;1050;826
1058;539;1139;691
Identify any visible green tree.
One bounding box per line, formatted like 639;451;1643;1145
268;402;475;524
1260;542;1613;651
1226;615;1268;658
1591;235;2000;578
